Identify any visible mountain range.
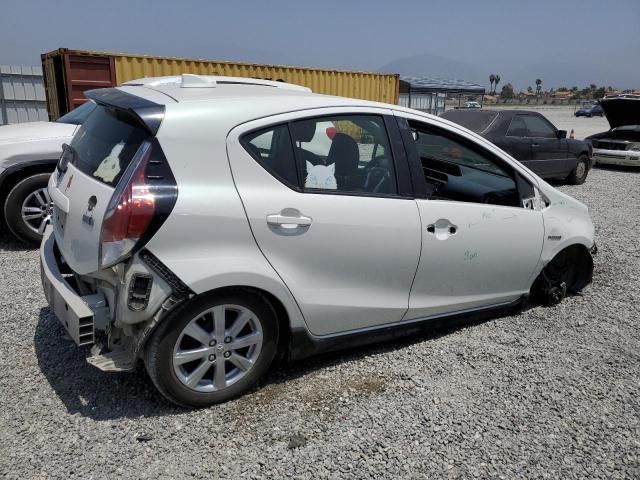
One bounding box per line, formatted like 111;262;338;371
379;48;638;91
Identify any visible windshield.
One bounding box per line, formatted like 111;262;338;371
440;110;499;133
56;101;98;125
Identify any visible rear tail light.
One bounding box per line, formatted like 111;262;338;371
100;140;177;267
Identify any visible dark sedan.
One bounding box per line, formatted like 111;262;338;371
440;109;592;184
575;104;604;117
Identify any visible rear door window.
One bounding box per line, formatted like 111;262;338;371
69;105;149;187
243;125;298;188
506;116;528;137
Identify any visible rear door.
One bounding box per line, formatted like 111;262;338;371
49;102;151;274
499;114;532;162
227;108;422;336
521;114;572;178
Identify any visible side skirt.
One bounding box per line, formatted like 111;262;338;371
287;295;528;361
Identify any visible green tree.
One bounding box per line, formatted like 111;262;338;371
500;83;515;100
594;87;606;99
535;78;542;95
494;74;501;95
489;74;496;94
527;86;533;93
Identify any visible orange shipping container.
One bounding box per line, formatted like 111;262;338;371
41;48;400;120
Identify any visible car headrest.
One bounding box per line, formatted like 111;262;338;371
291;121;316;142
328;133;359;175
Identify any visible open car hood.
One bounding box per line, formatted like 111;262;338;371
600;96;640;129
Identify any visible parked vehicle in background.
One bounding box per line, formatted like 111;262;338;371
41;75;595;408
586;95;640;167
440;109;592;184
0;101;96;244
463;101;481;109
575;103;604;117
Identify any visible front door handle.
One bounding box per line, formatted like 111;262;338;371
266;209;312;228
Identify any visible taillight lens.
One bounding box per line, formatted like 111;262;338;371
100;142;158;267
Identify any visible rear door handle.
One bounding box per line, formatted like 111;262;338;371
266;209;312;228
426;219;458;240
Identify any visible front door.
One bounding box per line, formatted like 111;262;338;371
521;114;571;178
396;114;545;319
227;109;422;336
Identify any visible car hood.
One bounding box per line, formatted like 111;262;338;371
0;121;77;144
599;96;640;129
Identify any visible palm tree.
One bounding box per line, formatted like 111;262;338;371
494;75;501;95
489;74;496;94
535;78;542;96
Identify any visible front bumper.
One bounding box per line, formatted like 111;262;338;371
40;227;108;346
593;148;640;166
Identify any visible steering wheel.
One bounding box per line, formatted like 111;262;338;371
364;166;391;193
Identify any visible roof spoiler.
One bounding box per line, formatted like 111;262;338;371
123;74;312;92
84;88;165;135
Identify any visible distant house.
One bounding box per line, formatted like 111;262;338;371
552;91;574;99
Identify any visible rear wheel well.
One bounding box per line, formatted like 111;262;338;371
195;285;291;362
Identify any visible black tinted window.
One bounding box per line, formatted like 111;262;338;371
522;115;556;138
439;110;498;133
507;116;527;137
408;120;520;207
242;125;298;188
70;106;149;187
56;101;97;125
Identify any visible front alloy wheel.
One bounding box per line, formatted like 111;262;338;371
4;173;53;245
145;292;278;408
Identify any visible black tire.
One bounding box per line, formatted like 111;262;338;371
144;291;279;408
567;155;589;185
3;173;52;245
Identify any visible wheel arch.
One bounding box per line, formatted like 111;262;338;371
193;285;293;362
0;160;57;221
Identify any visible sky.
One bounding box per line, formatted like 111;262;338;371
1;0;638;88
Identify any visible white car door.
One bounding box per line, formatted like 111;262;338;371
395;113;545;319
227;108;422;336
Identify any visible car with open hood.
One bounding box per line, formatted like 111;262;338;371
586;95;640;167
0;101;96;244
40;75;596;408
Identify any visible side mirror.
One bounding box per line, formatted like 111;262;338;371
557;130;567;139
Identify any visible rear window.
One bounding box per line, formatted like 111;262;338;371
440;110;499;133
69;105;149;187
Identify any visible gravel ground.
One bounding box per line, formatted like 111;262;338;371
1;167;639;479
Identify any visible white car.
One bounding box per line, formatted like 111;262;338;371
463;101;481;109
41;75;596;408
587;95;640;167
0;102;96;244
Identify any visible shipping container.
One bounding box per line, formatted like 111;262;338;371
41;48;400;120
0;65;48;125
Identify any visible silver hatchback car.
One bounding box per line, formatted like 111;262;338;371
41;75;595;408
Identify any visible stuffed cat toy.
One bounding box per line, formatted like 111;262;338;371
94;142;125;183
305;160;337;189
